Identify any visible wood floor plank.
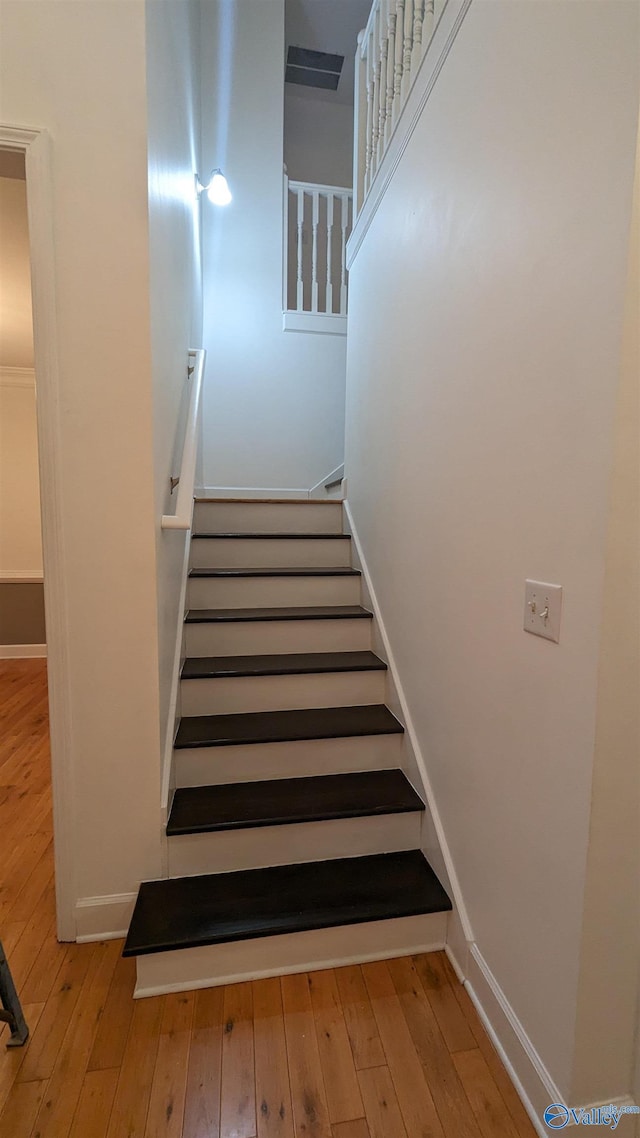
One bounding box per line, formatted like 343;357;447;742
28;938;121;1138
0;1003;44;1112
253;976;295;1137
105;995;164;1138
69;1067;120;1138
220;982;256;1138
361;961;444;1138
0;1077;47;1138
145;990;195;1138
453;1049;520;1138
357;1065;409;1138
334;967;385;1071
88;951;137;1071
449;979;537;1138
387;956;478;1138
309;970;364;1124
281;972;332;1138
183;986;224;1138
332;1120;371;1138
17;942;97;1083
412;954;476;1054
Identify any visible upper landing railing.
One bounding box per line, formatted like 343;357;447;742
283;176;353;335
353;0;448;214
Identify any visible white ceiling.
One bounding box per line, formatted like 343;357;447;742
285;0;372;105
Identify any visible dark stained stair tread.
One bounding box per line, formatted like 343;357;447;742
174;704;404;749
123;850;451;957
167;770;424;835
184;605;373;623
181;650;386;680
189;566;360;578
192;532;351;540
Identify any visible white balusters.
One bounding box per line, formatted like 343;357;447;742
354;0;448;217
364;36;374;193
376;0;389;163
284;180;354;319
394;0;405;117
402;0;414;100
412;0;425;72
385;0;397;146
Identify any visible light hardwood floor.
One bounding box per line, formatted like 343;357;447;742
0;659;537;1138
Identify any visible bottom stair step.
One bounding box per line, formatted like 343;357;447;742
123;850;452;958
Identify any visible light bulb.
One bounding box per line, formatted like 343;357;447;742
207;171;232;206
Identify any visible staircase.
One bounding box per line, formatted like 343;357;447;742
124;498;451;996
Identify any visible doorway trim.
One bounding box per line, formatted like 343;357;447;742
1;124;76;939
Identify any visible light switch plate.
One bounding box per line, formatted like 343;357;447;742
524;580;562;643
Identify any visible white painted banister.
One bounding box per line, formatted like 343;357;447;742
283;177;353;329
354;0;449;214
161;348;206;530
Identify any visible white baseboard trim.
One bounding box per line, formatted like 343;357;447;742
75;892;136;942
282;311;347;337
196;486;311;500
0;643;47;658
343;499;473;944
446;940;639;1137
0;571;44;582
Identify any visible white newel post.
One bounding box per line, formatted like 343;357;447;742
340;193;349;316
296;188;304;312
354;29;367;215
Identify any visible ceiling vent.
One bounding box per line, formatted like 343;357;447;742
285;46;344;92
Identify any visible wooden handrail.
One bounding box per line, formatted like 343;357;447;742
161;348;206;531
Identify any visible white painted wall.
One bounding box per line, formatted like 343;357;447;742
0;0;163;915
0;174;42;580
570;115;640;1106
344;0;639;1101
284;91;353;187
200;0;347;494
0;378;42;577
145;0;203;764
0;174;33;367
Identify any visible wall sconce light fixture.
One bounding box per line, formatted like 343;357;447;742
196;169;232;206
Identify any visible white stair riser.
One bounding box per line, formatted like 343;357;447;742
173;732;404;787
184;616;373;657
187;574;361;610
180;668;386;717
194;501;343;534
134;913;449;997
167;812;422;877
190;537;352;569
